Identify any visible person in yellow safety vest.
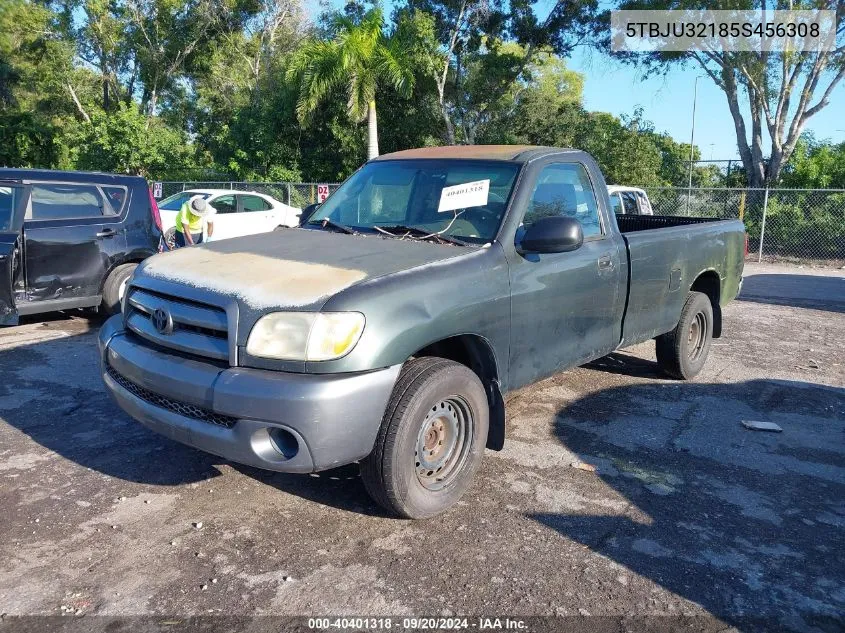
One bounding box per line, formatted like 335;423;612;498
174;196;216;247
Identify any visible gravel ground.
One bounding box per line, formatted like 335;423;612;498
0;262;843;632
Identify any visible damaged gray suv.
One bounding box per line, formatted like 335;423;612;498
99;146;745;518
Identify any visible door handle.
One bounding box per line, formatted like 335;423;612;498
96;228;116;238
598;254;614;271
0;254;6;261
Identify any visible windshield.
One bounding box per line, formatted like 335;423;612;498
309;159;521;243
158;191;211;211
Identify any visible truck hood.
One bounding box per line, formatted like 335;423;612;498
137;228;479;312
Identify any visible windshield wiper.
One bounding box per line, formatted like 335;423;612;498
376;225;471;247
307;218;358;235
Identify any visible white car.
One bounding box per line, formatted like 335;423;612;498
157;189;301;247
607;185;654;216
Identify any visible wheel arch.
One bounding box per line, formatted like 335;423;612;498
690;270;722;338
412;334;506;451
99;253;150;294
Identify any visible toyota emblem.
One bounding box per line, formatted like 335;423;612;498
152;307;173;335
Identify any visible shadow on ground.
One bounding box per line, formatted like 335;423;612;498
583;351;665;379
740;273;845;313
4;314;845;629
0;324;383;516
532;373;845;632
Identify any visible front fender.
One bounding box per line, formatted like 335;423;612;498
312;245;512;385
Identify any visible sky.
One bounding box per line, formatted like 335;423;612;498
567;48;845;161
318;1;845;160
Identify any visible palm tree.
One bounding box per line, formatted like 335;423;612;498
287;8;416;159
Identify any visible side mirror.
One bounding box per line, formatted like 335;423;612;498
520;216;584;254
299;203;320;226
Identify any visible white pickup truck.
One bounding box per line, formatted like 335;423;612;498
607;185;653;216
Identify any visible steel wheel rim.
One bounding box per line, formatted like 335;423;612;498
688;312;706;361
415;396;473;491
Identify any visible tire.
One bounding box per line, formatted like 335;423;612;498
163;227;177;250
101;263;137;315
361;357;489;519
655;291;714;380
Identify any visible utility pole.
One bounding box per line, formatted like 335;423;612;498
686;75;700;216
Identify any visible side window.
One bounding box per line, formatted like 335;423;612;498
240;195;272;212
30;184;107;221
621;191;639;215
101;186;127;215
637;192;652;214
524;163;602;238
213;195;236;214
609;193;624;215
0;186;20;231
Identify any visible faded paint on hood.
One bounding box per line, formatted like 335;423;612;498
137;228;476;311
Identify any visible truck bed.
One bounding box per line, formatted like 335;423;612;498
616;214;726;233
617;215;746;348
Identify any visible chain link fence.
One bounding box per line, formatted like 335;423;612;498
158;181;844;266
158;181;342;208
643;187;845;265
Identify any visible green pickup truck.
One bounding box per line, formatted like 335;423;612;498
98;146;745;519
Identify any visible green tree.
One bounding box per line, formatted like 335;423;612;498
612;0;845;187
0;0;79;167
189;0;309;179
287;7;418;159
780;134;845;189
374;10;444;154
472;45;583;144
573;111;663;185
123;0;262;116
404;0;600;144
76;0;132;111
71;103;194;178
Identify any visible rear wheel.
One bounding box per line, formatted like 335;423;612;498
655;291;713;380
361;357;489;519
101;263;137;315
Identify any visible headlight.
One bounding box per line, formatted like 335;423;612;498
246;312;365;361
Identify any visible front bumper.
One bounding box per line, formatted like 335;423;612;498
98;315;401;473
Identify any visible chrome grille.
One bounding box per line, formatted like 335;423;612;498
106;365;237;429
125;288;229;362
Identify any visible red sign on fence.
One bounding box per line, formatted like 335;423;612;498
317;184;330;203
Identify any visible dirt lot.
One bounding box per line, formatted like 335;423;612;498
0;262;843;632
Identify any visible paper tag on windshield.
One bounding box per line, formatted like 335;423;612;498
438;179;490;212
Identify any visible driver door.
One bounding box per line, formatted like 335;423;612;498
0;183;29;325
508;162;625;388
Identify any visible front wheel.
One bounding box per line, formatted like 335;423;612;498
655;291;714;380
101;263;137;315
361;357;489;519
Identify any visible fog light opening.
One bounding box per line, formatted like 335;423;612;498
268;428;299;459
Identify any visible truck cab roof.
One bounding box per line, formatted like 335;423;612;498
607;185;648;195
373;145;586;163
